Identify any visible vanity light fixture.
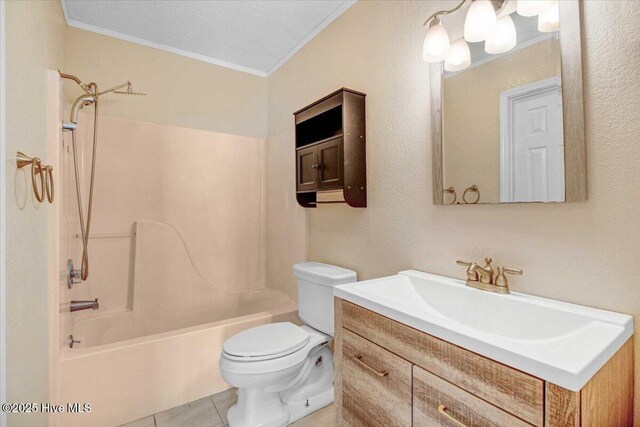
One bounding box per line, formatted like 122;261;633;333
485;14;517;54
423;19;451;62
444;39;471;71
464;0;497;42
538;1;560;33
422;0;559;70
516;0;554;17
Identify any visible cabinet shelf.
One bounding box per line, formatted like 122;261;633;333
293;88;366;208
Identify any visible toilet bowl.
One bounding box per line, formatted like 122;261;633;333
219;262;357;427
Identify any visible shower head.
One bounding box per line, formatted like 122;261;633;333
70;93;97;124
114;85;146;96
108;82;146;96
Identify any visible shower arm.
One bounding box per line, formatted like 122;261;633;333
59;70;94;95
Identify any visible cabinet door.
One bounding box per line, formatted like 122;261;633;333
341;328;412;426
296;145;318;192
317;137;343;190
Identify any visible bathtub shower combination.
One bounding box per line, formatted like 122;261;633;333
53;72;298;427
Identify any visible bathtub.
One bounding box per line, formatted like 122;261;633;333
58;291;298;427
57;221;299;426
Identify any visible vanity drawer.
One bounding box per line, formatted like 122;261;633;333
413;365;533;426
341;300;544;426
341;328;412;426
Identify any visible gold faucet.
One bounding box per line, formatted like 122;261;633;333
456;258;522;294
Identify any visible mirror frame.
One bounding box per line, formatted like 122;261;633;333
431;0;586;205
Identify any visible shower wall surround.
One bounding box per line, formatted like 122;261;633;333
56;111;297;426
61;113;268;344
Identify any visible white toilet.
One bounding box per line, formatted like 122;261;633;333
219;262;357;427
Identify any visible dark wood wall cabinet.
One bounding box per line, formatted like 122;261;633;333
294;88;367;208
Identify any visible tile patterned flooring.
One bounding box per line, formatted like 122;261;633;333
121;388;334;427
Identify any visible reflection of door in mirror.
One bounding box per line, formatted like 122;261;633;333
500;77;564;202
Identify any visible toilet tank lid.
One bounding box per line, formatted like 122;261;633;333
293;262;357;286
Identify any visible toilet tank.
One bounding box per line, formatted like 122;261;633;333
293;262;357;337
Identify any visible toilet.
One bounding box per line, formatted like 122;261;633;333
219;262;357;427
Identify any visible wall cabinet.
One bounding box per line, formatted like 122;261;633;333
334;298;634;427
293;88;366;208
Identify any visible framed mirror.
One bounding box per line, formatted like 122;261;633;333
431;0;585;205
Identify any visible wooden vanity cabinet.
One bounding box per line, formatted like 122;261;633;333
334;298;634;427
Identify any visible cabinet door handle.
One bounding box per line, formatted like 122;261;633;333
437;404;468;427
353;355;388;377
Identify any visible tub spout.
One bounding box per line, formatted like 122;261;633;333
70;298;99;312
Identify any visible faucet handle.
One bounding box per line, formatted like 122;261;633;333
457;260;479;282
494;266;523;292
501;266;523;276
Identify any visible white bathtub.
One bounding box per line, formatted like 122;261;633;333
58;291;298;427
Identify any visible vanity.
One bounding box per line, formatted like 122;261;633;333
333;270;633;426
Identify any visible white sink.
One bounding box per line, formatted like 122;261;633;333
334;270;633;391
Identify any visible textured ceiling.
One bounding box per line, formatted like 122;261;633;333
61;0;355;76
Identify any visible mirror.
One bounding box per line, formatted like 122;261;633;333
431;1;585;205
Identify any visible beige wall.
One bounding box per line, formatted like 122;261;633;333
5;1;67;426
266;0;640;418
65;27;267;139
443;38;561;203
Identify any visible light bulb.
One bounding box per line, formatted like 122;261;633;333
464;0;497;43
517;0;555;17
485;14;517;54
444;39;471;72
423;21;451;63
538;1;560;32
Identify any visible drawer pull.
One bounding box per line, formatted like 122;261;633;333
353;355;388;377
437;404;468;427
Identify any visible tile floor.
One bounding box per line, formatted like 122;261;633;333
121;388;334;427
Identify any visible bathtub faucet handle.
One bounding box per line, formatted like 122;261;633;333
67;259;83;288
68;335;81;348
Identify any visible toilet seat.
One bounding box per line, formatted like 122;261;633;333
223;322;310;361
220;325;331;375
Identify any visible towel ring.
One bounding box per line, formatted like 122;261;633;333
442;187;457;205
463;185;480;204
44;165;54;203
17;152;45;203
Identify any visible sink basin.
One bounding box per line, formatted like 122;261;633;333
334;270;633;391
